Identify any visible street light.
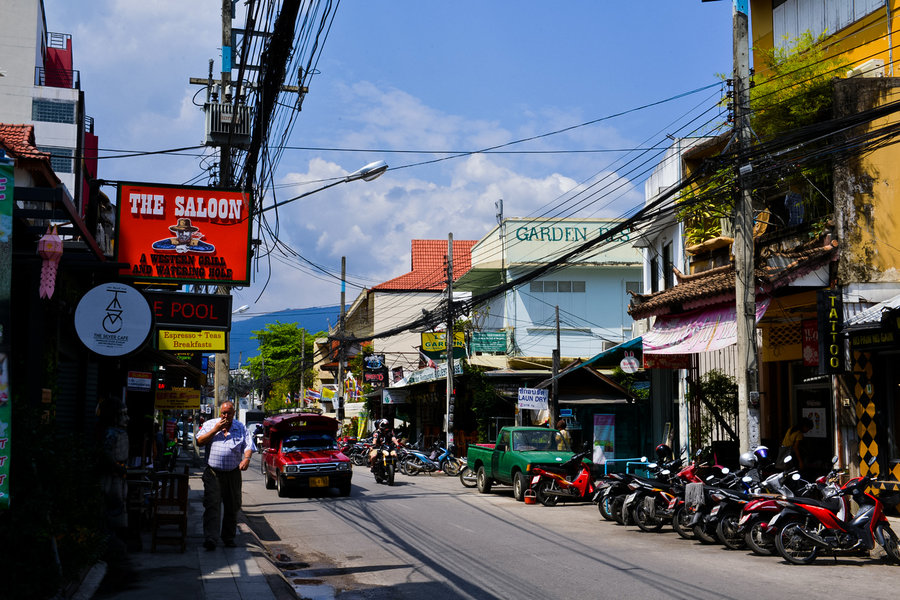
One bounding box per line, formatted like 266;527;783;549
260;160;388;215
233;304;250;314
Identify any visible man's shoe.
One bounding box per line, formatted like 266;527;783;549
203;540;216;551
223;539;237;548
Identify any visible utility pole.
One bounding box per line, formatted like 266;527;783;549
551;305;560;428
732;0;760;452
337;256;346;425
446;234;454;448
300;329;305;407
213;0;235;411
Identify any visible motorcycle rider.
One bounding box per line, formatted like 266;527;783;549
369;419;400;466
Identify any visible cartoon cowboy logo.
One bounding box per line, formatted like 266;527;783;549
151;218;215;254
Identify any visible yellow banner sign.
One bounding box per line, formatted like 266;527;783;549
421;331;465;352
158;329;226;351
155;387;202;410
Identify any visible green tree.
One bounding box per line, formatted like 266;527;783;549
246;322;322;412
687;369;738;446
678;32;847;245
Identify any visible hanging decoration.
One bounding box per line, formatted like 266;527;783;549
37;225;63;299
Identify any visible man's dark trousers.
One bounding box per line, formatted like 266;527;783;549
202;466;242;545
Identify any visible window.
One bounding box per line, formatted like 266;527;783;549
32;98;76;124
38;146;74;173
773;0;883;50
625;281;643;296
530;280;586;293
663;242;674;290
650;256;659;293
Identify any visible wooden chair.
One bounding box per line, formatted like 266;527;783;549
150;465;190;552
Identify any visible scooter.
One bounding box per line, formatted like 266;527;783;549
530;448;595;507
772;457;900;565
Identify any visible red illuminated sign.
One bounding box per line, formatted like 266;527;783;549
115;182;252;285
144;291;232;330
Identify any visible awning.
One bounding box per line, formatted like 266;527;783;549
643;298;770;355
579;337;643;369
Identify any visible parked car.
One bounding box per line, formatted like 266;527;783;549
260;413;352;497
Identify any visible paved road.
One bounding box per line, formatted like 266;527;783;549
241;459;900;600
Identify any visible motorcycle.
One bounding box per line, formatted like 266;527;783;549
458;457;477;488
371;442;397;486
401;440;459;476
738;456;840;555
772;456;900;565
530;447;596;507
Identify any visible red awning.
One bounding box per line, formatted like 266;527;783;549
643;298;770;355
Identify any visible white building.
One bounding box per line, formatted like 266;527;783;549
456;217;643;362
0;0;98;210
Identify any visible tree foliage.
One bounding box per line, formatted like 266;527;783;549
246;322;323;412
687;369;738;446
678;32;847;245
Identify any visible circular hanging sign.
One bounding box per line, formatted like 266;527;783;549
74;283;152;356
620;352;640;374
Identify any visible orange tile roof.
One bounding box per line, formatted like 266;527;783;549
628;241;838;320
0;124;51;161
373;239;476;291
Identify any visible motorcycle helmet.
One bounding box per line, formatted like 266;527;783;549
655;443;673;462
739;451;757;468
753;445;770;465
377;419;390;430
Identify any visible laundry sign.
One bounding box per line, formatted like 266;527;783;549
517;387;549;410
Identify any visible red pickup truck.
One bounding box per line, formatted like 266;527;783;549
260;413;352;497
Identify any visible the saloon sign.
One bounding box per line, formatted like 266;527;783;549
115;182;252;285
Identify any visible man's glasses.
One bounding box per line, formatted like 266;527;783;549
221;410;234;415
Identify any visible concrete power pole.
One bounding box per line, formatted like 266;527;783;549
337;257;346;424
551;305;560;428
446;234;454;448
732;0;760;452
213;0;235;410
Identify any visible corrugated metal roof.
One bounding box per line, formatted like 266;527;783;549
844;294;900;330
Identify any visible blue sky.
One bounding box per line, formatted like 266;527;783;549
43;0;735;320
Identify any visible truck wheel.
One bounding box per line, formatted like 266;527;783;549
513;472;528;502
264;467;276;490
276;474;289;498
476;466;492;494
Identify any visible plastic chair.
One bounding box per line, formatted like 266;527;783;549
150;465;189;552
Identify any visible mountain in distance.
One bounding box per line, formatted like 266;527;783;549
229;305;342;366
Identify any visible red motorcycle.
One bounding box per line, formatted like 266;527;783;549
772;457;900;565
530;448;595;506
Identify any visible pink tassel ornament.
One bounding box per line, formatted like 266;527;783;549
37;225;63;299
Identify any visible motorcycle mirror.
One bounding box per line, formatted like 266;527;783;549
640;456;648;463
832;455;839;465
706;474;716;481
720;467;730;475
661;469;671;476
783;454;793;463
742;476;752;483
791;473;801;480
647;462;658;469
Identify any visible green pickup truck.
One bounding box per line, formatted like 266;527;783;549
467;426;574;502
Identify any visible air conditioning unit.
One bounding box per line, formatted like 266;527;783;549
846;58;884;78
204;102;252;148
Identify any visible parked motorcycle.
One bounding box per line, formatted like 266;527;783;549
458;457;477;488
371;442;397;486
530;447;596;507
773;457;900;565
738;456;839;555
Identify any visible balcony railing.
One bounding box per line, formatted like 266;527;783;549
35;67;80;89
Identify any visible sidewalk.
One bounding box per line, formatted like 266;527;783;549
73;455;291;600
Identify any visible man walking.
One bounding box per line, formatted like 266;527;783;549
196;401;254;550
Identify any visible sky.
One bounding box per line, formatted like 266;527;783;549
43;0;736;326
